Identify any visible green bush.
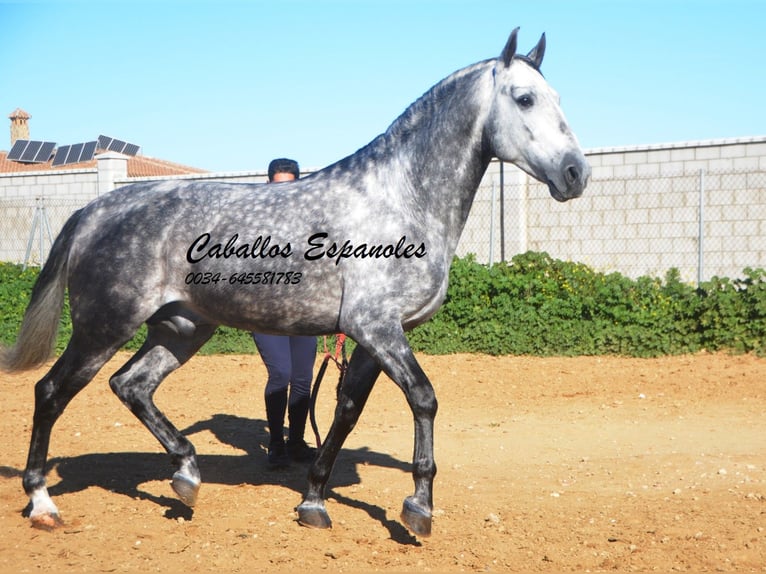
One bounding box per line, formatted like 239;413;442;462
407;252;765;357
0;263;45;346
1;255;764;358
0;262;257;356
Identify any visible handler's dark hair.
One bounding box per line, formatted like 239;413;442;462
267;158;300;182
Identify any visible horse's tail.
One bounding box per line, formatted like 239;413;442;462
0;209;82;372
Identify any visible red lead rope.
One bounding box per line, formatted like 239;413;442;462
309;334;348;449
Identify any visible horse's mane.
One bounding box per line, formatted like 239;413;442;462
378;52;541;149
383;59;493;142
325;54;538;171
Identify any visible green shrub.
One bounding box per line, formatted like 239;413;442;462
407;252;765;357
0;263;44;346
0;262;256;357
1;255;764;358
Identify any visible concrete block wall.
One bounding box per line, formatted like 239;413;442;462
456;136;766;282
0;169;100;263
0;157;270;263
0;169;99;202
2;136;765;280
113;170;270;188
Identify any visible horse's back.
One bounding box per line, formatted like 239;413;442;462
62;179;345;334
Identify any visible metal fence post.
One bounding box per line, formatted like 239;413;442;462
489;180;496;267
23;197;53;270
697;169;705;287
499;161;505;262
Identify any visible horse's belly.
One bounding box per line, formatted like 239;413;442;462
182;276;342;335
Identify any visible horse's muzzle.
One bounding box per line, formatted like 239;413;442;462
548;152;590;202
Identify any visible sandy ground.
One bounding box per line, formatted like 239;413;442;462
1;351;765;572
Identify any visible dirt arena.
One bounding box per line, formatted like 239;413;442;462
1;352;764;572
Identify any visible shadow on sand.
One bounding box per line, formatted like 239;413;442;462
9;414;417;543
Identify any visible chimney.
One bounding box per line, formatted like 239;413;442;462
9;108;31;146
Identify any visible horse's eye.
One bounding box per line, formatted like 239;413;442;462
515;94;534;109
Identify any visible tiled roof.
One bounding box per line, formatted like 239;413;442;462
0;150;208;177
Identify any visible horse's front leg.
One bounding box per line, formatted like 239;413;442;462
296;345;381;529
379;339;438;537
365;329;437;536
298;326;438;537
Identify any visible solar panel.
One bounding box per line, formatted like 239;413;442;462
7;139;57;163
108;139;127;153
68;143;84;163
20;141;43;162
97;134;140;156
122;142;140;156
50;140;99;167
37;141;56;162
51;145;71;167
7;139;28;161
81;140;97;161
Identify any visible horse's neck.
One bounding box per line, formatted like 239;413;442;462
394;64;493;251
321;62;493;256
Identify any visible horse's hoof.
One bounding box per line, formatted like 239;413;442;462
401;497;432;537
296;501;332;529
171;472;200;507
30;512;63;531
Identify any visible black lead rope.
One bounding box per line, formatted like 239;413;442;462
309;334;348;449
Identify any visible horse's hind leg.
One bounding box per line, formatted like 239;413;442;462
24;339;122;529
297;345;381;529
108;315;216;507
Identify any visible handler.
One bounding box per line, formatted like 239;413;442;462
253;158;317;468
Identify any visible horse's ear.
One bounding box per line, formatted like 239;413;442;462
500;27;520;68
527;32;546;69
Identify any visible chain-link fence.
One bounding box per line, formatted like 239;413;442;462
456;167;766;283
2;167;765;282
0;197;82;267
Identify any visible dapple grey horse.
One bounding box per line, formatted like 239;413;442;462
1;28;589;536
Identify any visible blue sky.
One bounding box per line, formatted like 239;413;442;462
1;1;764;172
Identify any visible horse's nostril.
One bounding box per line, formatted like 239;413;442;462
565;165;579;185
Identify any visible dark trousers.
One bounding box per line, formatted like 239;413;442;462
252;334;316;446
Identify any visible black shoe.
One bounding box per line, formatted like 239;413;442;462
267;443;290;468
287;439;316;463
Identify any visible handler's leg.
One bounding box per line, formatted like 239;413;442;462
287;335;318;462
253;334;292;467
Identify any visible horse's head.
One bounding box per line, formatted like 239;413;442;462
486;28;590;202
